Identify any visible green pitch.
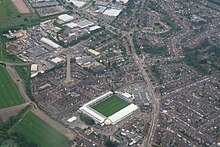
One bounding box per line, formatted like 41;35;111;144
92;95;129;117
0;65;24;109
11;112;69;147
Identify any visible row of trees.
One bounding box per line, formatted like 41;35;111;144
14;65;35;101
183;38;220;75
0;106;37;147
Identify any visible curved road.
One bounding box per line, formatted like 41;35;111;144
128;34;159;147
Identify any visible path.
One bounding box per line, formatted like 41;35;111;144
3;63;77;140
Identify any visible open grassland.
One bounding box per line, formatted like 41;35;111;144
0;65;24;109
11;111;69;147
92;95;129;117
0;0;39;32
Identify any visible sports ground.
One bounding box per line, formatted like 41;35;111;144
92;95;129;117
0;65;24;109
11;111;69;147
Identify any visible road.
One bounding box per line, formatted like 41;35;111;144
0;61;30;66
63;0;160;144
155;0;190;58
2;0;166;144
128;34;159;147
122;0;160;144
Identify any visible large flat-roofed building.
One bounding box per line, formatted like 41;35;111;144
79;91;138;125
103;8;122;17
76;19;94;29
40;37;61;49
66;0;86;8
87;49;101;56
58;14;74;23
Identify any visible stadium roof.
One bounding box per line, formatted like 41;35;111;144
108;104;138;124
58;14;74;22
79;106;106;123
40;37;61;49
84;91;113;106
79;91;138;125
103;9;122;17
76;20;94;29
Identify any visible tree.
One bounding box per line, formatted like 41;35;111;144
104;140;118;147
80;114;94;125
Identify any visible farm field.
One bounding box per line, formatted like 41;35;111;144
10;111;69;147
0;0;39;32
0;65;24;109
92;95;129;117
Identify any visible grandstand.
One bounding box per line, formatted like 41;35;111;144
79;91;138;125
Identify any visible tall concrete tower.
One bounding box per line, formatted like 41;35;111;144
65;54;71;83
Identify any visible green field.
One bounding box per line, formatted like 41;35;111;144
92;95;129;117
0;0;39;32
10;111;69;147
0;65;24;109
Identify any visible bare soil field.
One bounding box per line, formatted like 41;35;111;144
0;103;28;122
11;0;30;13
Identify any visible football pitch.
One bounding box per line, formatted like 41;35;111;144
0;65;24;109
11;111;69;147
92;95;129;117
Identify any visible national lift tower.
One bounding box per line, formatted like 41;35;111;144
65;53;72;84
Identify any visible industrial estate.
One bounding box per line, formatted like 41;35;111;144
0;0;220;146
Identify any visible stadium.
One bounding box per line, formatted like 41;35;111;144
79;91;138;125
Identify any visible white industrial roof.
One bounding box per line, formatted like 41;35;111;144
65;22;78;28
116;0;129;3
108;104;138;124
31;71;44;78
89;25;101;31
76;20;94;29
40;37;61;49
67;116;77;122
58;14;74;22
95;6;106;13
121;92;132;98
67;0;85;7
31;64;38;71
103;9;122;17
51;57;63;63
